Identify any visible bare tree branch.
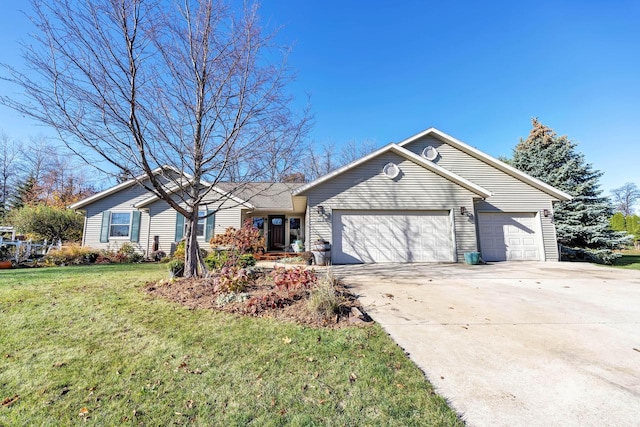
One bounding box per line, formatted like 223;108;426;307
0;0;310;277
611;182;640;217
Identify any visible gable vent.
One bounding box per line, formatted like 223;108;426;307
422;145;439;161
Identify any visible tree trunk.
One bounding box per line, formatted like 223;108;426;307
183;211;206;278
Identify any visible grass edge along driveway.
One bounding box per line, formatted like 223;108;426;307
0;263;462;426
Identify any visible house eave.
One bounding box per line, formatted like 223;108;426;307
397;127;573;202
293;143;492;199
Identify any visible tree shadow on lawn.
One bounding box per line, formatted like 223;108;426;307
614;254;640;267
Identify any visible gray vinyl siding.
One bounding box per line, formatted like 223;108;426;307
404;136;561;260
304;152;478;261
148;196;243;254
82;185;243;256
82;184;152;253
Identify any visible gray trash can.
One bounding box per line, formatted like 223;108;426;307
311;240;331;266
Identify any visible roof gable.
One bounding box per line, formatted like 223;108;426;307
293;143;492;198
397;128;572;201
69;165;179;210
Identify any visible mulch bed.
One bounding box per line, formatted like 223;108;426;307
144;268;372;328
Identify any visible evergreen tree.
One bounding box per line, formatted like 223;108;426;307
610;212;626;232
9;175;37;210
512;119;628;249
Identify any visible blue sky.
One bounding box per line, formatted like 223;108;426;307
1;1;639;194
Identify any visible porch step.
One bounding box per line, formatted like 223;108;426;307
254;252;301;261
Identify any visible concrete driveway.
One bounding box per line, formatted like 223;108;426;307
332;262;640;427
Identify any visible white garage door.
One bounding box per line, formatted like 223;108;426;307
332;210;454;264
478;212;540;261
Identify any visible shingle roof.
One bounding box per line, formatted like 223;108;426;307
216;182;303;210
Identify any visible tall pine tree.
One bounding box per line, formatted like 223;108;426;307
9;175;37;210
511;119;628;250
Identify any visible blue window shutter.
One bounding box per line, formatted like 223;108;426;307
175;212;184;241
205;210;215;241
100;211;110;243
130;211;141;242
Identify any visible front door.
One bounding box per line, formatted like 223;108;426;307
268;215;286;250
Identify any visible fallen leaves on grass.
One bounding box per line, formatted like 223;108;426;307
2;395;19;407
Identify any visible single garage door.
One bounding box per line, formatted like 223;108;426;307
478;212;540;261
332;210;454;264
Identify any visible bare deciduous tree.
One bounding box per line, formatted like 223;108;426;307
301;139;380;181
339;139;379;165
0;133;22;218
1;0;309;277
611;182;640;217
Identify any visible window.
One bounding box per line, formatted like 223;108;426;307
185;211;207;237
271;217;283;226
196;211;206;237
110;212;131;237
289;217;301;243
252;217;265;236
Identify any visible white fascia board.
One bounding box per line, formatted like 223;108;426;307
292;143;398;196
397;128;572;201
389;145;492;198
134;182;254;209
293;142;491;198
69;166;169;210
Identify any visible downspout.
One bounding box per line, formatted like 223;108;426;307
81;210;87;247
141;208;151;257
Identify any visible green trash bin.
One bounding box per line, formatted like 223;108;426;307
464;252;480;265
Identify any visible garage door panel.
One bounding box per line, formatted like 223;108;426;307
478;213;540;262
333;210;453;264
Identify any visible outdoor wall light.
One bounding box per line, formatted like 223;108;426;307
317;205;325;215
543;209;550;217
460;206;467;215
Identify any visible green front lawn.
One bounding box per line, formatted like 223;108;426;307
0;264;461;425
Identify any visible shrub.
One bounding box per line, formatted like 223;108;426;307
44;245;101;266
213;266;252;293
7;205;84;243
130;252;144;263
205;251;256;271
173;241;185;260
560;246;622;265
205;250;231;270
246;292;292;314
172;240;208;260
307;271;347;319
270;266;317;294
167;259;184;277
209;219;265;253
239;253;256;267
117;242;136;256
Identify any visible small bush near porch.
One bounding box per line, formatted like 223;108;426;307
0;264;462;425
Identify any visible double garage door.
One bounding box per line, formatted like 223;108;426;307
332;210;454;264
477;212;541;261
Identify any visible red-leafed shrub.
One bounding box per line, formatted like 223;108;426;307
214;266;252;293
246;292;292;314
270;266;317;294
209;219;265;253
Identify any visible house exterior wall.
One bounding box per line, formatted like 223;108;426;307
403;136;560;260
82;184;153;253
82;185;244;255
140;195;244;255
303;152;479;261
